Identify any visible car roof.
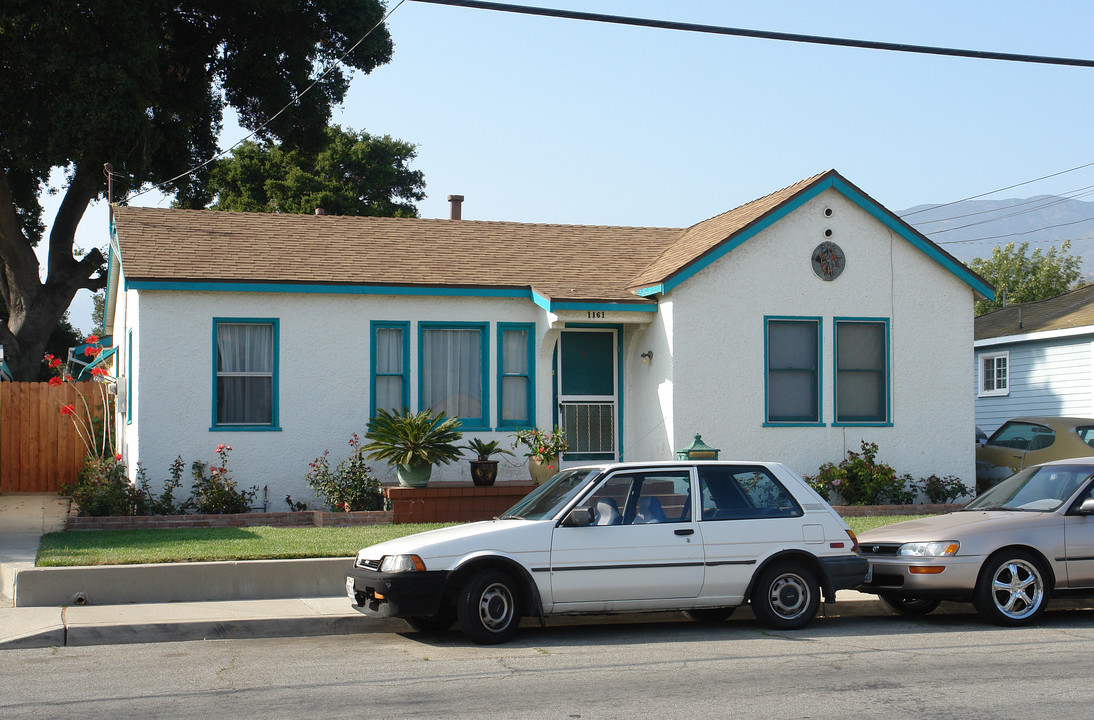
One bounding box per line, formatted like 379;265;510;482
1000;417;1094;430
568;460;779;472
1031;456;1094;468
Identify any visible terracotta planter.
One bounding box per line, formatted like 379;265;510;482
396;461;432;488
528;456;559;484
469;460;499;486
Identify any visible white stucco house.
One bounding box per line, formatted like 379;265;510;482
104;170;992;508
974;283;1094;434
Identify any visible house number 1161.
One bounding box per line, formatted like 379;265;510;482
587;311;605;319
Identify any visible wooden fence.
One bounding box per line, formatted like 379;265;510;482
1;382;106;493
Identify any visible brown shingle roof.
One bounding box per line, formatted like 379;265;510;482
975;284;1094;340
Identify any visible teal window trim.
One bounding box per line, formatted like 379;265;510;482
125;329;133;426
418;321;490;431
211;317;281;431
370;321;410;417
496;322;535;429
764;316;823;425
833;317;891;425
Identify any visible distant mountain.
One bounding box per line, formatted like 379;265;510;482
898;196;1094;273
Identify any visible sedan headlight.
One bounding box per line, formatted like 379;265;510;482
898;541;959;557
379;554;426;573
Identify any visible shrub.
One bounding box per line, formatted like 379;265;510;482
305;433;383;511
62;455;146;517
918;474;972;504
184;444;257;514
805;441;915;505
137;456;187;516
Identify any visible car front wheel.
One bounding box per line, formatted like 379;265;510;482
456;569;521;644
973;550;1048;626
750;561;820;630
878;593;941;616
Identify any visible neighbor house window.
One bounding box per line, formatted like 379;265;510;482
834;318;889;424
765;317;821;424
371;322;409;415
979;351;1009;397
498;323;535;428
213;318;278;429
420;322;488;429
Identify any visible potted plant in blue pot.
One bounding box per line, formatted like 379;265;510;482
363;408;464;487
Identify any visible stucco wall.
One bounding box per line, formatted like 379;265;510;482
668;187;977;484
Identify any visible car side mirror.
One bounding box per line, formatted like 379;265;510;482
562;507;593;527
1079;498;1094;515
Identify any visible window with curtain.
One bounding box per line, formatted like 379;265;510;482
214;320;277;427
372;322;409;414
835;319;888;423
765;318;821;423
421;324;486;427
499;324;534;427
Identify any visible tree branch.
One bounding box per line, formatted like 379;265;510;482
0;165;42;298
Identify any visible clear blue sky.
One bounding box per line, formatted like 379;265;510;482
48;0;1094;330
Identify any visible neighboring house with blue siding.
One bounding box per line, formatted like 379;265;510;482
104;170;991;506
974;284;1094;434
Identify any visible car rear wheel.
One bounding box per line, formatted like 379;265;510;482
456;569;521;644
750;561;820;630
973;550;1048;626
878;592;941;616
683;607;736;623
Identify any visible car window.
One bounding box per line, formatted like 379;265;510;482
572;470;692;525
697;466;802;520
1077;427;1094;448
966;464;1094;512
501;468;600;520
987;422;1052;452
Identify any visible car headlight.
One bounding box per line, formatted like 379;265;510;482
379;554;426;573
898;541;960;557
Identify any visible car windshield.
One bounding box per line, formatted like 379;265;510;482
498;468;602;520
966;464;1094;512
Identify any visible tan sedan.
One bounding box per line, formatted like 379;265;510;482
859;457;1094;626
976;416;1094;493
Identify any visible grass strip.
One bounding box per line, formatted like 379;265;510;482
35;515;932;567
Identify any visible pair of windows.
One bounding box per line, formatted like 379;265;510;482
370;321;535;430
765;317;890;425
210;319;535;431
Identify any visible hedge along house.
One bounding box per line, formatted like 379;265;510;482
104;170;992;507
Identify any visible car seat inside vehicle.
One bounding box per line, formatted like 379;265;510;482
634;496;667;524
594;498;622;525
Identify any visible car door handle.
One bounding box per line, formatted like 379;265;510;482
674;528;694;536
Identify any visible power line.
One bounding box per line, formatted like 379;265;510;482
410;0;1094;68
936;216;1094;245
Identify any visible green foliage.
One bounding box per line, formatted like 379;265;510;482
363;408;464;468
305;434;384;511
805;441;915;505
970;240;1083;316
62;456;145;517
464;438;515;461
207;126;425;217
512;427;569;463
0;1;393;379
917;474;972;504
184;445;257;515
137;456;186;516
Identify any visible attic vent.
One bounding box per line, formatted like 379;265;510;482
448;195;465;220
823;207;834;217
315;208;326;216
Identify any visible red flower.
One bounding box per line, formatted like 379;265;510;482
60;405;76;416
90;367;109;377
64;375;74;382
216;443;229;452
83;346;102;358
48;358;62;369
115;454;122;462
48;376;63;386
85;335;99;344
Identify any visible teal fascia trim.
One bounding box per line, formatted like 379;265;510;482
654;175;994;300
833;316;891;425
549;301;655;313
496;322;536;429
763;316;823;425
634;285;664;297
211;317;280;431
418;321;489;429
370;321;410;418
129;280;531;298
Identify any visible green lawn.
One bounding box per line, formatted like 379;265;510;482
35;515;930;567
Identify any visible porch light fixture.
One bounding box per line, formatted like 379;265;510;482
640;350;653;363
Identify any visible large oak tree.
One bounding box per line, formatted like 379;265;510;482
0;1;393;380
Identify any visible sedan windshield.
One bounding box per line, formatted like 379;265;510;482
966;464;1094;512
498;468;601;520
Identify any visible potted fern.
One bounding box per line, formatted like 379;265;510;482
363;408;464;487
464;438;514;486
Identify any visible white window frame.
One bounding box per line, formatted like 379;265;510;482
979;351;1010;397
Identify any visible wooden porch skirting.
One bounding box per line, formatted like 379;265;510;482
383;482;538;524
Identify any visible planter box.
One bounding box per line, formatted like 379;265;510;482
382;481;538;524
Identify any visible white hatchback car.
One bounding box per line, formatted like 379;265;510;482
346;461;868;644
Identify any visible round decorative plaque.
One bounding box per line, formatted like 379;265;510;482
811;241;845;281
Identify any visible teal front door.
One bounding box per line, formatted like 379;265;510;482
558;330;618;464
